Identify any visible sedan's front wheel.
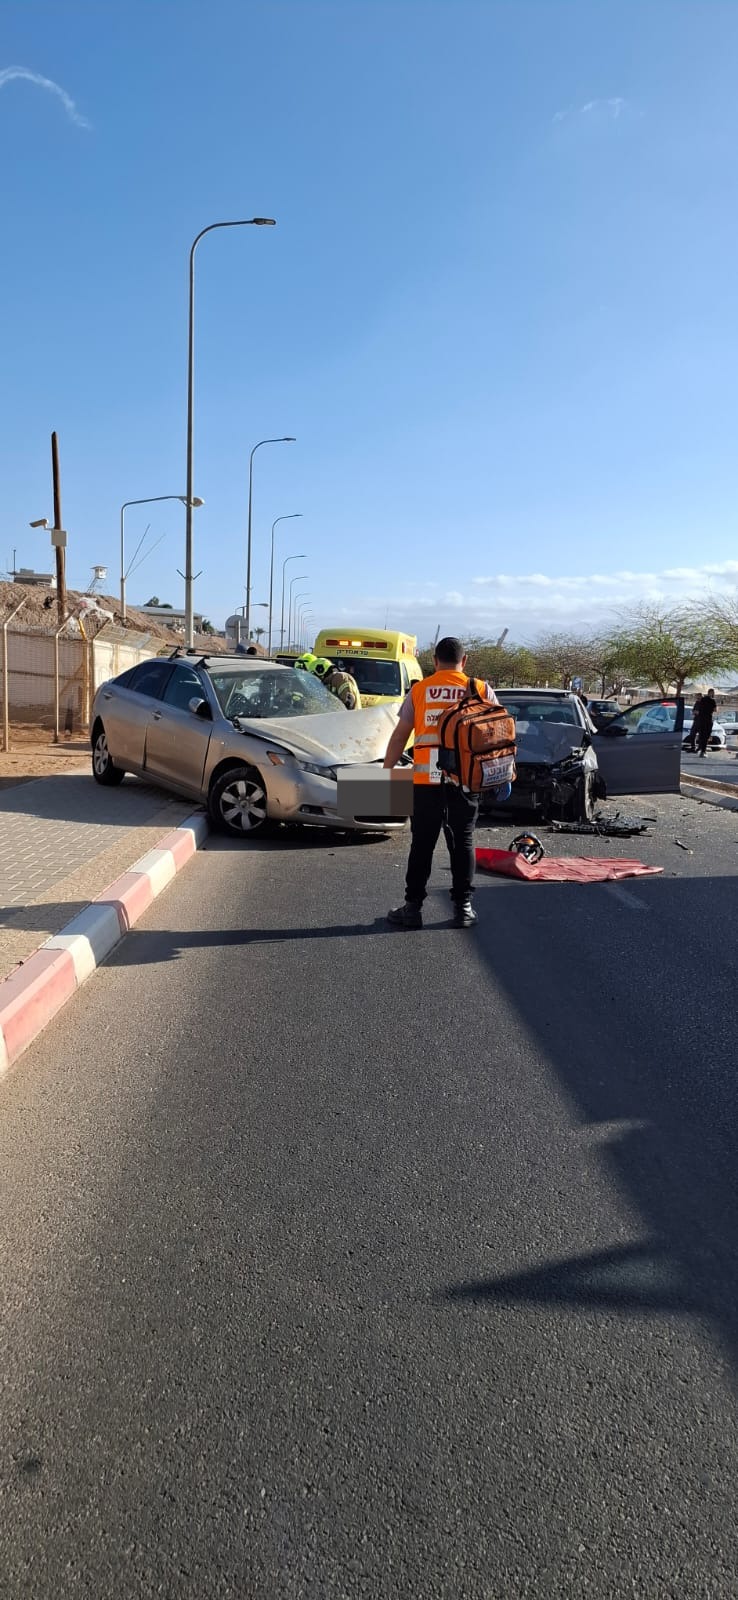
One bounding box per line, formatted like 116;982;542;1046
91;723;125;786
209;764;269;837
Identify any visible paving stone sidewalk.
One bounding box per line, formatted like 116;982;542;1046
0;769;196;977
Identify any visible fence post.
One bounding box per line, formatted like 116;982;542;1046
2;598;27;752
53;616;68;744
84;638;92;727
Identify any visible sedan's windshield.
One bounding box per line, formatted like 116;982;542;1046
328;657;401;696
207;668;341;720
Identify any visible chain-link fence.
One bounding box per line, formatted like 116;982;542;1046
1;620;158;750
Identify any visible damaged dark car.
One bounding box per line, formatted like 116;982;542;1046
480;688;685;821
483;690;605;822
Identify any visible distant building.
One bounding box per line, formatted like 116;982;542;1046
14;568;56;588
138;605;203;632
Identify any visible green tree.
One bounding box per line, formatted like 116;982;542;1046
586;632;628;696
530;632;598;690
700;595;738;659
614;603;736;695
503;644;539;686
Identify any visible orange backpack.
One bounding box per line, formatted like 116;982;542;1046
437;683;516;795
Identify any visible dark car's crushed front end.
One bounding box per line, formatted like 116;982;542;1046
503;745;605;820
479;694;607;822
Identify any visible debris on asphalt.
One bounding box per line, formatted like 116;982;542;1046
674;839;692;852
550;810;654;838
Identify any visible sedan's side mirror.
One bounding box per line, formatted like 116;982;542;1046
602;721;627;737
188;697;211;719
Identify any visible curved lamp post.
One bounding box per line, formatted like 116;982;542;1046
289;583;309;648
184;216;276;647
120;495;203;621
267;513;301;654
287;574;309;649
280;554;306;650
245;437;295;642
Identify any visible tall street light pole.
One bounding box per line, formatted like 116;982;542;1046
267;513;301;655
288;577;309;648
280;553;306;650
120;495;203;621
185;217;276;649
298;608;314;651
291;589;310;648
245;436;295;643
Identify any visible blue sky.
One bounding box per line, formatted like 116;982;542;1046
3;0;738;643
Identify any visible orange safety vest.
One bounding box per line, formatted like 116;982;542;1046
410;671;488;785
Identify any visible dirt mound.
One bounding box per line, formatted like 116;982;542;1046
0;581;226;652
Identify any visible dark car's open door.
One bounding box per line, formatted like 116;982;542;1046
593;698;685;796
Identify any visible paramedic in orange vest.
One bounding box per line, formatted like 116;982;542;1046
382;635;499;929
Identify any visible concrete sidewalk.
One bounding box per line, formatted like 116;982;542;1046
0;769;197;978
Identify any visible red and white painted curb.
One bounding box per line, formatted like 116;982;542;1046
0;811;209;1077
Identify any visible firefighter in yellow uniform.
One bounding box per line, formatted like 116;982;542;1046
296;653;362;710
382;635;500;929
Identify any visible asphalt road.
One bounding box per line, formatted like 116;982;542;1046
1;794;738;1598
682;744;738;786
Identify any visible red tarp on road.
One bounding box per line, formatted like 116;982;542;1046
475;848;663;883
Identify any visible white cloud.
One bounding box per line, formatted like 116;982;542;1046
0;65;90;129
348;561;738;644
473;561;738;592
553;96;629;125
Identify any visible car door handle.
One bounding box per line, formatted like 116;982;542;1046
151;711;162;720
103;691;113;700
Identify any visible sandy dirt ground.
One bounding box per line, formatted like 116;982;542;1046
0;737;88;789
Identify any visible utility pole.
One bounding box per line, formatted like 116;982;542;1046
51;431;66;624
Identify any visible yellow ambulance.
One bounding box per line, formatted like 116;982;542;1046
312;628;423;708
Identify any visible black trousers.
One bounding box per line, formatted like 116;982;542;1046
696;720;712;755
405;783;479;905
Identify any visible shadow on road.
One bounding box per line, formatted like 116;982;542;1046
447;1241;701;1315
448;871;738;1384
0;772;186;823
0;900;92;932
111;918;453;962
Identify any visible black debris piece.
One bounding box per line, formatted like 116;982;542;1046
550;810;653;838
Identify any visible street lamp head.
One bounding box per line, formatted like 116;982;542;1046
252;218;276;226
29;518;49;529
179;496;205;508
282;437;296;442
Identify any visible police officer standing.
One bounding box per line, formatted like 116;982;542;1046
382;635;502;929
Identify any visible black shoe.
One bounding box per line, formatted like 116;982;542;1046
387;901;423;929
453;898;477;928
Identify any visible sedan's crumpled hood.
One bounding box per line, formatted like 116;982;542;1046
515;721;590;766
233;704;399;765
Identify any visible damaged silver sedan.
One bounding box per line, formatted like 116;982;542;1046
90;654;404;837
